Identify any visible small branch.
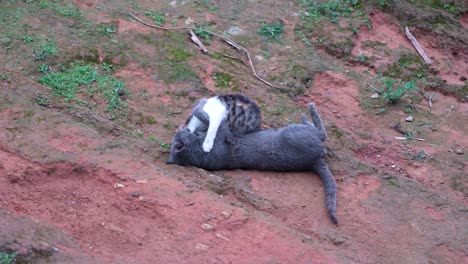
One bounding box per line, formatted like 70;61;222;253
426;93;435;109
123;10;191;31
395;136;426;142
392;122;406;135
189;30;209;53
221;54;246;65
366;82;382;94
405;27;432;65
122;10;273;87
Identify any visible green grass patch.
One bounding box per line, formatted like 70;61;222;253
97;22;118;37
300;0;360;24
144;10;165;26
168;48;191;62
213;72;233;87
38;62;129;118
32;39;58;60
168;63;198;82
154;32;199;83
35;94;51;106
258;20;284;41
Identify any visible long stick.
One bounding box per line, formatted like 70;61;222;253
405;27;432;65
122;11;273;87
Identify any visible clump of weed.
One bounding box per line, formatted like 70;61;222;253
32;40;58;60
35;95;51;106
144;10;165;26
54;2;82;18
358;53;368;63
23;35;34;43
258;19;284;41
0;251;16;264
295;29;312;46
193;0;217;12
213;72;232;87
379;77;417;104
97;22;118;37
131;129;143;137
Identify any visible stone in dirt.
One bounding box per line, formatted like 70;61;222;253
215;233;231;241
405;116;414;122
454;149;464;155
228;26;242;35
201;223;214;231
114;183;125;188
194;242;209;251
221;211;231;219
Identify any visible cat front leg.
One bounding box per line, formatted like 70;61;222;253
202;98;227;152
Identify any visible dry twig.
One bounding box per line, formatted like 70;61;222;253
395;136;426;142
221;54;246;65
366;82;382;94
392;123;406;135
122;11;273;87
405;27;432;65
189;30;208;53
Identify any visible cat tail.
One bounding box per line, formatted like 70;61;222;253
312;159;338;225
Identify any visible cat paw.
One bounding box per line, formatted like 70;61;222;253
202;140;213;152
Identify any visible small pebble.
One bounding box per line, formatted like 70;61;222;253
454;149;464;155
371;93;379;99
114;183;125;189
227;25;242;35
221;211;231;219
194;243;209;251
185;17;194;25
405;116;414;122
215;233;231;241
201;223;214;231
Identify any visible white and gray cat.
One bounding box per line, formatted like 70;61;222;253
168;101;338;224
183;94;261;152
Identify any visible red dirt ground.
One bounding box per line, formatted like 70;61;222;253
0;1;467;264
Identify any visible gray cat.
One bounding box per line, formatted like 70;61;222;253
168;100;338;224
183;94;261;152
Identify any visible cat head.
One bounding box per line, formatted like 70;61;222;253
166;128;204;165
